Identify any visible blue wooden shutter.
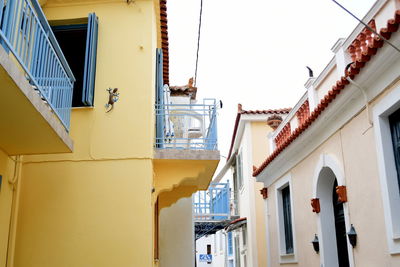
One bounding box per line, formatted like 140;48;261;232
227;232;233;256
155;48;164;105
155;48;164;148
82;13;98;106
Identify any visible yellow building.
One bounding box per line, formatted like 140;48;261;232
0;0;219;266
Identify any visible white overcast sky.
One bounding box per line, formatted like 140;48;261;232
168;0;376;161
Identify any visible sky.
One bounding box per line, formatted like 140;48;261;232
167;0;376;164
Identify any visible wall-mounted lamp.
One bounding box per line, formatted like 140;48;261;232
347;224;357;248
311;234;319;253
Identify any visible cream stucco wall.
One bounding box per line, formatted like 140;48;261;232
231;120;273;267
159;197;194;267
266;98;400;266
250;121;271;267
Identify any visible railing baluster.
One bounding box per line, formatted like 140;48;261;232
0;0;75;131
155;101;218;150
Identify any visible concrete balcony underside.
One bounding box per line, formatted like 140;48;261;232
0;46;73;155
154;149;220;210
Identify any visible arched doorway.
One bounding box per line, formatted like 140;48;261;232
316;167;350;267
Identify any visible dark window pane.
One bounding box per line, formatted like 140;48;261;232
389;108;400;192
52;24;87;107
282;186;294;254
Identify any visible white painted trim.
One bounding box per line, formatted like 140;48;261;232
244;124;260;267
264;198;272;267
373;85;400;254
313;56;336;90
268;132;275;155
312;154;355;267
256;29;400;187
342;0;388;51
274;174;297;264
312;154;345;197
272;93;308;139
232;114;289;162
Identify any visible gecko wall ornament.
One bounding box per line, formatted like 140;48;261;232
105;88;119;113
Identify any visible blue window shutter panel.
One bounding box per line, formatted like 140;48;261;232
82;13;98;106
155;48;164;148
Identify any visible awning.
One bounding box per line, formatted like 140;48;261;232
225;217;247;232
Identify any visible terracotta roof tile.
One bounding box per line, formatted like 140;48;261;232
227;104;291;160
169;78;197;99
253;10;400;177
240;108;292;115
160;0;169;85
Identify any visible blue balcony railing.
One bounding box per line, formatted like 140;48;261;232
155;98;218;150
193;183;230;222
0;0;75;130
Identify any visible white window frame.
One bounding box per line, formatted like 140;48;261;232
275;173;297;263
219;231;224;254
241;225;247;248
373;85;400;254
236;150;244;191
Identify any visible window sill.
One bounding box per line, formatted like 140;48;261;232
72;106;94;110
279;253;297;264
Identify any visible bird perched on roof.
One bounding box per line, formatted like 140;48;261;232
306;66;314;78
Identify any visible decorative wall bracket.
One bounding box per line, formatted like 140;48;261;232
336;185;347;203
260;187;268;199
311;198;320;213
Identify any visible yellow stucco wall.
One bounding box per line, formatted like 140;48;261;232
0;152;19;267
0;2;219;266
9;1;158;266
14;160;153;267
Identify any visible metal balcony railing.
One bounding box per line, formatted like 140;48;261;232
193;182;230;222
0;0;75;130
155;98;218;150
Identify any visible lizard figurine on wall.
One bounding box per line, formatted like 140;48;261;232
105;88;119;113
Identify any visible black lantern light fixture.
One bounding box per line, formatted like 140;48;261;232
347;224;357;247
311;234;319;253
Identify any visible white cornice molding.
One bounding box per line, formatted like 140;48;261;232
272;92;308;140
304;77;316;89
313;57;337;89
331;38;346;53
257;31;400;186
342;0;388;51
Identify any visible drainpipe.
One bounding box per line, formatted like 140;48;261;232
346;76;373;126
6;155;22;267
345;62;373;127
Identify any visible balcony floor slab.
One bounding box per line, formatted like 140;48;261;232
0;45;73;155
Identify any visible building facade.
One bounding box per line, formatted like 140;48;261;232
255;0;400;266
0;1;219;267
195;105;290;267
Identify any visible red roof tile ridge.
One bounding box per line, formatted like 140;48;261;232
160;0;169;85
240;108;292;115
227;104;291;160
229;217;247;225
253;10;400;177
